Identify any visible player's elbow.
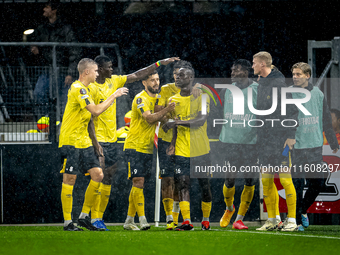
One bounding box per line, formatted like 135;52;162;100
145;117;155;125
87;107;101;117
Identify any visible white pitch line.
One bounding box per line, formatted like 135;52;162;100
210;229;340;240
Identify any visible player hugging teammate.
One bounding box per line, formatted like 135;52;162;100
59;53;339;232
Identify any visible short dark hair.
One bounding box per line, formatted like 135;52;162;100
142;70;158;81
181;66;195;78
173;60;193;70
47;0;61;10
233;59;252;72
94;55;111;67
331;108;340;120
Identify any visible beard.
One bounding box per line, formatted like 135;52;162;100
147;85;159;94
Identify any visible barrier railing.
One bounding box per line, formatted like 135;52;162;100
0;42;122;143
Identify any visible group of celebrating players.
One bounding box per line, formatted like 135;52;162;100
58;51;339;232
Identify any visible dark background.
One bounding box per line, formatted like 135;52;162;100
1;1;339;78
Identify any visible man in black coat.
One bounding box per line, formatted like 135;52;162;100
252;51;299;231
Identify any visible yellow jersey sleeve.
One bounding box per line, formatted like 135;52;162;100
59;81;94;148
157;83;180;142
124;90;157;154
111;75;127;90
170;93;210;158
158;83;179;107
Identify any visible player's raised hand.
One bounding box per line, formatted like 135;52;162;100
192;83;203;98
114;87;129;98
159;57;180;66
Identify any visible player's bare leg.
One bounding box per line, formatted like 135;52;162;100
162;176;175;229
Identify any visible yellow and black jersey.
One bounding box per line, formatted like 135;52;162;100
59;80;94;149
88;75;127;143
169;93;210;158
157;83;180;143
124;90;158;155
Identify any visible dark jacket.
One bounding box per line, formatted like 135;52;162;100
256;69;299;144
31;18;81;75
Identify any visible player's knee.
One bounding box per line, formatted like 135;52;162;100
89;167;104;182
225;178;235;188
132;177;144;189
244;178;254;186
63;173;77;186
161;177;173;192
102;169;113;185
178;176;190;191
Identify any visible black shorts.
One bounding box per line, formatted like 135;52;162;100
258;153;290;169
125;149;153;179
257;130;292;167
174;153;211;177
221;143;258;178
100;142;119;167
292;147;323;166
222;143;258;167
158;139;175;178
60;145;101;175
292;147;326;178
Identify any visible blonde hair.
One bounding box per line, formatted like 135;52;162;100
253;51;272;67
291;62;311;77
77;58;97;74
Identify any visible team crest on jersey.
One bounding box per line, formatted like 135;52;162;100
136;98;142;104
80;88;87;95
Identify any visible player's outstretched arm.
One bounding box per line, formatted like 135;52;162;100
175;111;208;128
162;112;207;133
86;87;129;117
143;102;176;125
126;57;180;84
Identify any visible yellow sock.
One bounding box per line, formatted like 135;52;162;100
223;184;235;209
262;173;276;219
238;185;255;216
201;201;212;218
173;212;179;225
91;183;102;220
163;198;174;216
279;173;296;219
96;184;111;219
179;201;190;221
127;187;137;217
61;183;73;221
81;180;101;215
273;183;280;217
133;187;145;217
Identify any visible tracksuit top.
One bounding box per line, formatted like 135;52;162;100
292;83;338;150
219;80;259;144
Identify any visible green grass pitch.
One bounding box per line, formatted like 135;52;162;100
1;225;340;255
